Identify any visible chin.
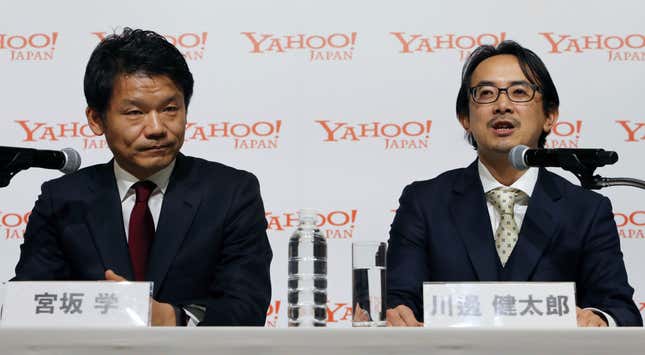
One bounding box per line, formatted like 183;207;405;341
138;156;173;170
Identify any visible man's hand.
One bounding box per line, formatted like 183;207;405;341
104;270;177;326
576;307;608;327
353;303;371;323
386;305;423;327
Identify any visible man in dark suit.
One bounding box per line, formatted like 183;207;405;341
386;41;642;327
12;28;272;326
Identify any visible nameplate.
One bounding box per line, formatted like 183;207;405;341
423;282;576;328
1;281;152;327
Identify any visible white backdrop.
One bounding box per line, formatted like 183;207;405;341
0;0;643;327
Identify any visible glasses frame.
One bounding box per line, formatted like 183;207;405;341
469;83;541;104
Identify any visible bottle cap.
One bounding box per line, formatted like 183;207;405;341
298;208;317;224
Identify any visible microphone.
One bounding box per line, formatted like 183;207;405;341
0;146;81;174
509;145;618;170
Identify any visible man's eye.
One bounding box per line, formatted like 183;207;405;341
478;88;495;97
163;106;179;112
125;110;143;115
511;88;529;97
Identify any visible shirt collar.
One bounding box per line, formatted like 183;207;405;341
477;159;538;198
114;159;176;202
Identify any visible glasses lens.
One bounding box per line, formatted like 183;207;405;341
473;86;498;103
507;83;535;102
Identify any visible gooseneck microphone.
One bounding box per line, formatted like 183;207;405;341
509;145;618;170
0;146;81;174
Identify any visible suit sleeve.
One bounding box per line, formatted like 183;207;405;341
387;182;430;321
577;196;643;326
188;172;272;326
12;181;71;281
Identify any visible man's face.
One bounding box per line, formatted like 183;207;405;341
86;73;186;179
459;54;558;159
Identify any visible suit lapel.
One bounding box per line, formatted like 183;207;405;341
450;160;500;281
147;154;202;297
505;169;561;281
85;161;134;280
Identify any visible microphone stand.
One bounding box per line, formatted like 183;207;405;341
558;154;645;190
0;171;18;188
0;153;26;188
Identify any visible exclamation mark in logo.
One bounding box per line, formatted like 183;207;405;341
275;120;282;139
350;209;357;228
350;32;357;50
575;120;582;139
201;32;208;50
425;120;432;138
51;32;58;51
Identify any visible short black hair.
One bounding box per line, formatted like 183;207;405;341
455;40;559;149
84;28;194;119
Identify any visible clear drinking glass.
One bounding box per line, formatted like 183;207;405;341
352;241;387;327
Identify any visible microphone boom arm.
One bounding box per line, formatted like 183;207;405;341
0;152;33;187
556;153;645;190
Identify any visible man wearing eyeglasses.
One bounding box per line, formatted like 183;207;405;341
386;41;642;327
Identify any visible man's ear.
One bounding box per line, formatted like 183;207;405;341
543;109;559;134
86;107;105;136
458;114;470;132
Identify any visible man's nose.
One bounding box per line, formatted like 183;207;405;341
143;111;166;137
493;90;514;115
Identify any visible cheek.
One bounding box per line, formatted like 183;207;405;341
167;120;186;139
107;124;143;147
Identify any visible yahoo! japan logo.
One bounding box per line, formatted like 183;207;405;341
539;33;644;62
615;120;645;142
266;209;358;239
14;120;106;150
316;120;432;150
391;32;507;61
0;32;58;61
92;32;209;60
615;211;645;240
241;32;357;62
545;120;583;148
185;120;282;150
0;211;31;240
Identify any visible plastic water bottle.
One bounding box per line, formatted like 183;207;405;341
288;209;327;327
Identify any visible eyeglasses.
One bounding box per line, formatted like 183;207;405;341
469;83;540;104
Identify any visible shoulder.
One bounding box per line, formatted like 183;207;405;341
39;163;108;194
176;155;260;192
179;155;256;180
402;166;467;195
541;169;609;205
539;169;614;221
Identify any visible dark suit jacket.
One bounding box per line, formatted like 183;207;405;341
387;160;642;326
12;153;272;326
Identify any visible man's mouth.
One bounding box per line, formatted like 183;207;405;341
490;120;516;136
142;144;172;152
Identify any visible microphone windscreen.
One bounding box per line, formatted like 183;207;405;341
60;148;81;174
509;145;529;170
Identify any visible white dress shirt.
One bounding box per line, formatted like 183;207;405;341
477;160;616;327
114;160;175;241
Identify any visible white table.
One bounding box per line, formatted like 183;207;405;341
0;327;643;355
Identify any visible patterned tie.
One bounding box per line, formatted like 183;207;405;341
128;181;157;281
486;187;527;267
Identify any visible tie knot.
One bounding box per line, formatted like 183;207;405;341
486;187;526;215
132;181;157;202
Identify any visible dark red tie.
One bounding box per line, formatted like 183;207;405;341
128;181;156;281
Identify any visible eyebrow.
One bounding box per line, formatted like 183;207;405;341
473;80;532;87
118;95;182;107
